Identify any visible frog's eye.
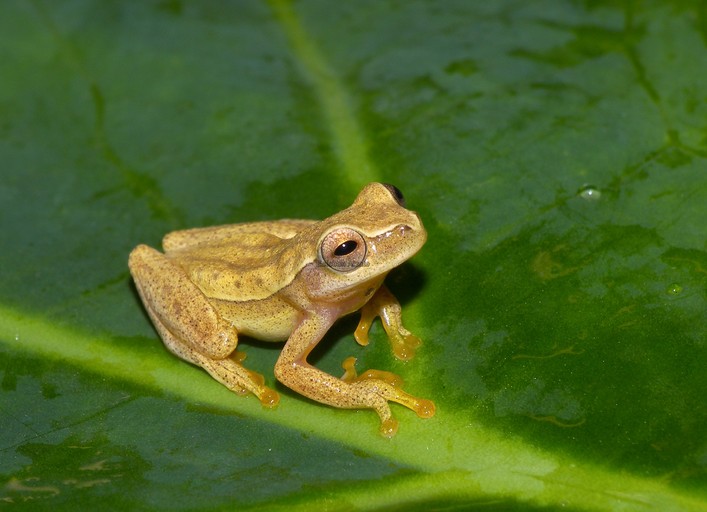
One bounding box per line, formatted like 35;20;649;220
320;228;367;272
382;183;405;207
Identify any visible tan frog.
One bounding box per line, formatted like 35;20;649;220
128;183;434;436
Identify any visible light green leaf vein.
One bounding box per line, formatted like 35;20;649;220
1;305;703;511
269;0;377;187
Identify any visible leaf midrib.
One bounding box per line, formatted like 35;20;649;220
1;305;704;511
268;0;377;188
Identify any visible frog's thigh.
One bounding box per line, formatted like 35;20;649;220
129;244;237;360
142;305;277;405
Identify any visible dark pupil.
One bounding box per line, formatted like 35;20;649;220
334;240;358;256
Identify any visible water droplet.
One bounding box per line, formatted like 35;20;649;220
578;184;601;201
666;283;683;295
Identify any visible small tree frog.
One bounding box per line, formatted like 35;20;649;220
128;183;435;436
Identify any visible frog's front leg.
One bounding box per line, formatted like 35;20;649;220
275;313;435;437
354;284;422;360
128;245;279;407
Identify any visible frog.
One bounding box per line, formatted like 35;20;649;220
128;182;435;436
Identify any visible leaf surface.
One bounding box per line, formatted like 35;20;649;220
1;1;706;509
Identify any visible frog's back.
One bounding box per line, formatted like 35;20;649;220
163;220;318;302
162;220;317;251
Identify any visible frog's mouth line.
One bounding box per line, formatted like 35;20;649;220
364;224;425;269
371;223;425;251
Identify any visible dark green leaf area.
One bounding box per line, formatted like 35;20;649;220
422;215;707;488
0;351;414;509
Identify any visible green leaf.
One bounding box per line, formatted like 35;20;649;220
1;0;706;509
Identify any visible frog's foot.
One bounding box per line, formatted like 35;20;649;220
386;328;422;361
354;309;421;361
340;357;435;437
200;353;280;408
341;356;402;387
354;285;423;361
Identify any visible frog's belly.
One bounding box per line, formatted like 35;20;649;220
210;295;299;342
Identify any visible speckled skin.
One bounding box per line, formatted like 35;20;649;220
128;183;435;436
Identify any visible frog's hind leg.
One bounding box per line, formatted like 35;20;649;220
129;245;279;407
154;318;279;408
129;244;239;360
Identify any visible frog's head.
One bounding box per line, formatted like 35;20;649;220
303;183;427;300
